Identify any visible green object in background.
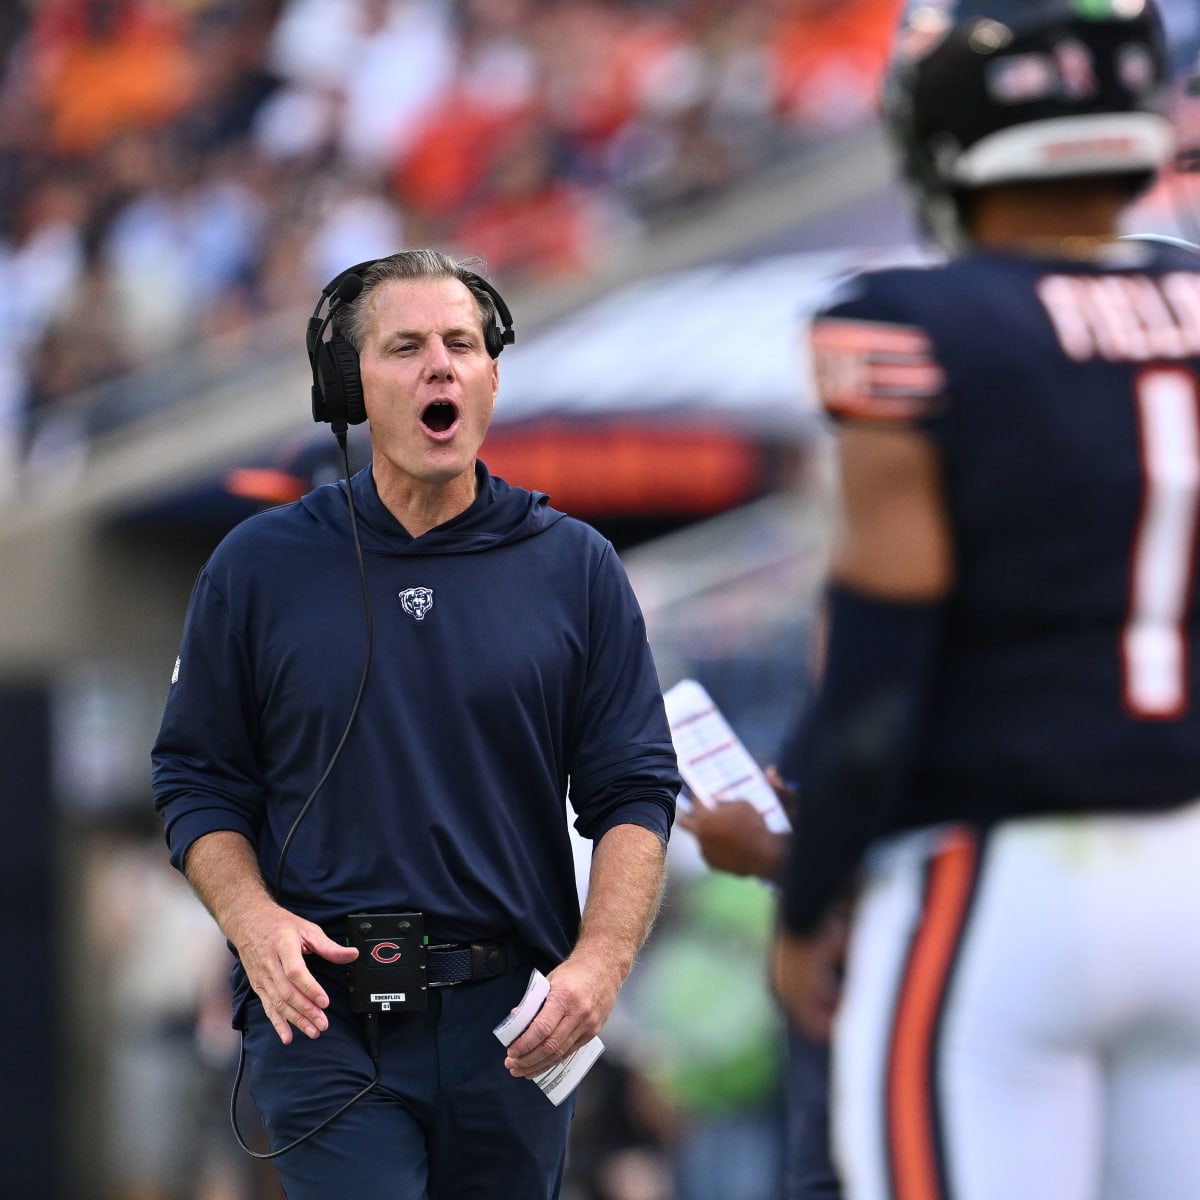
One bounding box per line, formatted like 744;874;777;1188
1070;0;1120;20
631;873;784;1116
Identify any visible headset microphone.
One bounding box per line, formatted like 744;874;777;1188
333;272;365;302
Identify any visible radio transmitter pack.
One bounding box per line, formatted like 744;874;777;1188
346;912;428;1013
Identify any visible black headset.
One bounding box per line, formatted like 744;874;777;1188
306;257;516;430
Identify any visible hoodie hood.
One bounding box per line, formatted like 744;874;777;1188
299;459;566;555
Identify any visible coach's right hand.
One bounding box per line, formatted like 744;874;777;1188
183;829;359;1044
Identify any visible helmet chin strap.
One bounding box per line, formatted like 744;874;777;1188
920;190;969;256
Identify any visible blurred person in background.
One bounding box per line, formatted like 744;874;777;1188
87;806;251;1200
615;868;788;1200
774;3;1200;1199
151;249;679;1200
680;765;844;1200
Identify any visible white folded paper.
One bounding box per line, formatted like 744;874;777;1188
493;968;605;1106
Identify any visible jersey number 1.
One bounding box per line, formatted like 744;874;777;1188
1124;367;1200;719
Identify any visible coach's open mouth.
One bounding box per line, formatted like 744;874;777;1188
422;401;458;433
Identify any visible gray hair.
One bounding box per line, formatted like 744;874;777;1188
330;249;500;353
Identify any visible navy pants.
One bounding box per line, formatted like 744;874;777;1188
242;966;576;1200
785;1025;841;1200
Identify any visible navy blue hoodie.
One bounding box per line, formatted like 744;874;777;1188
152;461;679;1016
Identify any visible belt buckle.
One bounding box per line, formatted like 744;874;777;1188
426;942;460;988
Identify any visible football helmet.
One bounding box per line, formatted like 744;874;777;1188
884;0;1175;247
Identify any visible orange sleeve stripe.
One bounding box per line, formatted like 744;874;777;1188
810;316;946;422
865;363;947;391
823;393;938;423
811;319;935;357
886;827;982;1200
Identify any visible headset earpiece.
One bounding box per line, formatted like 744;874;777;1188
308;261;375;430
312;333;367;426
464;271;515;359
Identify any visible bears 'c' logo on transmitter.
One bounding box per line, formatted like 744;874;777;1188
398;587;434;621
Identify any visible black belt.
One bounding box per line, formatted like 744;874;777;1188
426;942;527;987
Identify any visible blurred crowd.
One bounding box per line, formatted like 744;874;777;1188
1;0;1199;500
0;0;905;495
28;2;1200;1197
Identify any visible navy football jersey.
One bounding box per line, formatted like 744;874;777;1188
810;240;1200;825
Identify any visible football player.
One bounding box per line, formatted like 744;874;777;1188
775;3;1200;1199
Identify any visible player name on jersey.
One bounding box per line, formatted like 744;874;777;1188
1038;272;1200;363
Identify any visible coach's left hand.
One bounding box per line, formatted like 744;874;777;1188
502;950;619;1078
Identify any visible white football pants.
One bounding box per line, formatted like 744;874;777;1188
832;801;1200;1200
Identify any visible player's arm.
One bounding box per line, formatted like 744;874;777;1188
774;419;953;1036
830;421;953;599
